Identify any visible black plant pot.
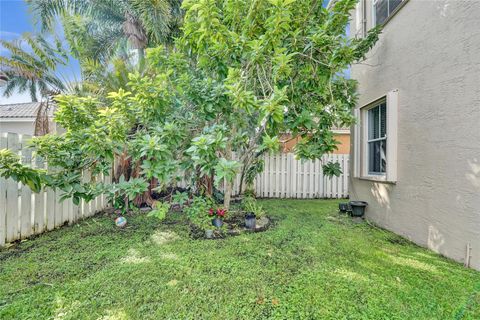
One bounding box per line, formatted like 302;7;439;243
212;217;223;228
245;212;256;230
349;201;368;217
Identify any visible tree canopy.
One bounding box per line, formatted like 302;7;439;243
0;0;380;211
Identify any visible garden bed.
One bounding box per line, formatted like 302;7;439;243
188;212;275;240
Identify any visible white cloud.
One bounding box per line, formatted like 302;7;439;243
0;31;21;39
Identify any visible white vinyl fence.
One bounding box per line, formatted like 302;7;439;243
227;153;349;198
252;153;348;199
179;153;349;198
0;132;110;247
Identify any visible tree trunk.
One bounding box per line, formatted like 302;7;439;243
223;143;233;210
137;48;145;70
133;177;156;207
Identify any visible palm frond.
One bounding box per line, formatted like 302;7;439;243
131;0;171;44
1;33;68;100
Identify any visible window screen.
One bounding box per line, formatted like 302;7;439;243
374;0;404;25
367;102;387;174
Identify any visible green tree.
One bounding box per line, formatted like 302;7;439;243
0;0;380;212
0;33;67;101
27;0;183;66
180;0;380;207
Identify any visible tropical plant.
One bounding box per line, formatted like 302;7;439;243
0;33;67;101
27;0;183;66
208;207;227;219
147;201;170;220
0;0;380;214
242;196;266;219
171;191;189;208
184;196;215;229
179;0;381;207
105;176;149;213
0;149;45;192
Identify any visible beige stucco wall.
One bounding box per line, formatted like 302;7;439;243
350;0;480;269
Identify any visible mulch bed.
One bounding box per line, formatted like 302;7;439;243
189;212;274;240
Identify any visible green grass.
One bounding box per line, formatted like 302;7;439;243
0;199;479;319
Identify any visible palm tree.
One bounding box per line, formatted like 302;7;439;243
27;0;183;67
0;33;67;102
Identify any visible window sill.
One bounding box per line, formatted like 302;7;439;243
356;176;397;184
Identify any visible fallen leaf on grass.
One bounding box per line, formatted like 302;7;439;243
167;279;178;287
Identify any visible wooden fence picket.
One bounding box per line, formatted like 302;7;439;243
19;135;33;239
5;133;20;242
0;134;7;246
33;156;45;234
46;187;56;231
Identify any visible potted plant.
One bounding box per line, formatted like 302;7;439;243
210;207;226;227
242;196;265;230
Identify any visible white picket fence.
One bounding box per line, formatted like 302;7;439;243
0;132;110;247
179;153;349;198
252;153;348;199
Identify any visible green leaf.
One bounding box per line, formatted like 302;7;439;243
323;161;342;177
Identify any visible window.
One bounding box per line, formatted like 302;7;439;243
367;102;387;175
353;90;398;182
374;0;405;26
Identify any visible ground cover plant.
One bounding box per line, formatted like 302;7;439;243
0;200;478;319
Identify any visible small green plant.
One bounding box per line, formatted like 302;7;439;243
322;161;342;177
171;191;189;208
147;201;169;220
184;196;215;229
242;196;265;218
105;176;149;214
243;188;255;198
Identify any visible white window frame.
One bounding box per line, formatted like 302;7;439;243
373;0;408;26
354;90;398;183
365;101;387;176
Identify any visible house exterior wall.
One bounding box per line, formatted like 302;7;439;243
0;120;35;135
0;119;59;136
350;0;480;269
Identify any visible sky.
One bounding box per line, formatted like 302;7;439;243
0;0;80;104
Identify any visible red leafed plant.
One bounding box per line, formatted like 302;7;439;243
216;208;227;217
209;208;227;218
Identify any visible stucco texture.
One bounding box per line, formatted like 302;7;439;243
350;0;480;269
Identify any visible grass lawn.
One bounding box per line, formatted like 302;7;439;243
0;199;479;319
